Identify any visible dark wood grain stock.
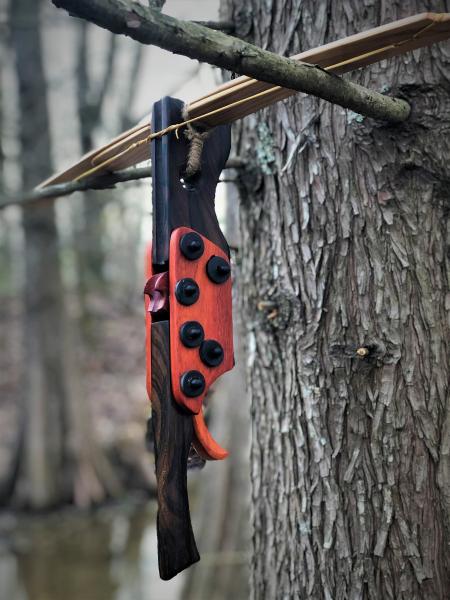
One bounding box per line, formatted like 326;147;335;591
150;97;231;579
151;320;200;580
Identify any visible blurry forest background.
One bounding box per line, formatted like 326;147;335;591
0;0;250;599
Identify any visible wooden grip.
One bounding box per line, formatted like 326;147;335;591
151;320;200;580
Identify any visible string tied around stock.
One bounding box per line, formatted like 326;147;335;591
180;105;210;180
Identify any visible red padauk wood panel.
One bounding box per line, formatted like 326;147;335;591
144;236;230;461
169;227;234;415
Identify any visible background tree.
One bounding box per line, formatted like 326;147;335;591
75;21;117;312
74;22;145;335
221;0;450;598
0;28;7;288
7;0;120;509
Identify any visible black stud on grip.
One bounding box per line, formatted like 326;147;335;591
200;340;224;367
180;321;204;348
180;232;204;261
175;278;200;305
180;370;206;397
206;256;231;284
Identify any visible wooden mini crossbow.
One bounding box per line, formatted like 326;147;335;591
144;97;233;579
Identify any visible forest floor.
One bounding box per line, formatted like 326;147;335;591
0;292;155;498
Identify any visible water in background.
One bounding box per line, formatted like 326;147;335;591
0;501;185;600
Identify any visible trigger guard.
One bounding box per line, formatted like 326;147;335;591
192;410;228;461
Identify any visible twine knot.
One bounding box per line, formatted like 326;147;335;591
182;106;210;179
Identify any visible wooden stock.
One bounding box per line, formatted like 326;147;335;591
150;97;231;579
151;320;200;580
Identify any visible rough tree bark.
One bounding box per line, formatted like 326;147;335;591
222;0;450;598
8;0;120;509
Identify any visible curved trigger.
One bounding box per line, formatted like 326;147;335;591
192;410;229;461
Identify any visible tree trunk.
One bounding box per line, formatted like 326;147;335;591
73;21;115;337
0;60;4;197
0;53;8;289
74;24;144;335
8;0;120;509
221;0;450;598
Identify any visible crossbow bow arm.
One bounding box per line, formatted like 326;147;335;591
145;96;233;580
39;13;450;187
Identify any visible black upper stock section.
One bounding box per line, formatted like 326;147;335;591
151;96;231;266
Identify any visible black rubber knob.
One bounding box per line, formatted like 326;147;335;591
180;370;206;397
180;321;205;348
180;232;204;261
200;340;224;367
175;278;200;306
206;256;231;284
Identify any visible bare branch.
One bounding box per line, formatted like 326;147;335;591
76;21;90;144
119;42;145;131
95;30;118;120
0;166;152;209
51;0;410;123
76;20;118;151
0;158;245;210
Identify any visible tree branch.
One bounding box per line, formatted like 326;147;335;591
95;30;118;121
0;158;245;210
51;0;410;123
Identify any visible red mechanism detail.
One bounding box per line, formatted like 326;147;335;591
144;244;153;399
144;272;169;314
144;229;233;462
169;227;234;415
